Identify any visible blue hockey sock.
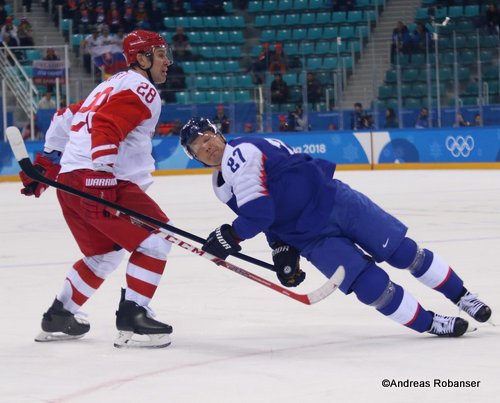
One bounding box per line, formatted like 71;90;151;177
351;264;433;333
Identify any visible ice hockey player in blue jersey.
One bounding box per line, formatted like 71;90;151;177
179;117;492;337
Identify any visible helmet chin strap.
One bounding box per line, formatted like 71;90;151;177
136;53;156;85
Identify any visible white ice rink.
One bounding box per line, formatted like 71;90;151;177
1;170;499;403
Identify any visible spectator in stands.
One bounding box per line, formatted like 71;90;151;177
270;73;289;105
384;107;399;128
484;3;500;34
0;4;8;27
412;22;433;54
213;104;230;134
243;122;254;133
81;26;102;73
76;3;92;35
172;27;193;62
1;16;19;45
351;102;365;130
167;0;186;16
474;113;482;126
278;114;289;131
43;48;60;92
106;1;122;34
149;1;165;32
306;72;323;107
209;0;226;16
134;1;150;30
268;43;287;74
110;28;125;54
331;0;355;11
1;32;21;63
391;21;412;64
23;0;33;13
415;107;430;129
99;24;115;54
361;114;375;130
63;0;78;22
453;112;471;127
92;2;107;27
122;3;136;33
22;117;41;140
288;104;309;132
44;47;60;61
250;42;271;85
17;16;34;47
167;63;186;90
38;92;57;109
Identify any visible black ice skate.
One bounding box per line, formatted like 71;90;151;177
35;298;90;342
456;292;492;323
114;289;172;348
427;313;471;337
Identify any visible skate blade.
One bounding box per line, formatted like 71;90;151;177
35;331;85;342
113;331;171;349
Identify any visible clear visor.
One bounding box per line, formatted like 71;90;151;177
153;44;174;66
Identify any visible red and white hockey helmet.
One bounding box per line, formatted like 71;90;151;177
122;30;172;65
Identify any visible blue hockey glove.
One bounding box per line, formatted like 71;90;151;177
272;243;305;287
203;224;241;260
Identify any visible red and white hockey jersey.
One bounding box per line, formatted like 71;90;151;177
44;100;83;153
60;70;162;190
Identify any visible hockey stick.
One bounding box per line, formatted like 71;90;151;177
7;127;274;272
6;127;344;305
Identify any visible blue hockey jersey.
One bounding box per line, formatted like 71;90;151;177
213;137;337;249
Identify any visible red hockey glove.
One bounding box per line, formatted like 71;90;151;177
202;224;241;259
272;243;305;287
81;170;117;219
20;151;61;198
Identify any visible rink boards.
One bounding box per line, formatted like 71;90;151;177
1;127;499;180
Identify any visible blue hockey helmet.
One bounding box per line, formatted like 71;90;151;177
179;117;225;159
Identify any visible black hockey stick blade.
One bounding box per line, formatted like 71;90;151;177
6;126;275;271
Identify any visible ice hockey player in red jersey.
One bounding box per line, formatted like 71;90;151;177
19;30;175;348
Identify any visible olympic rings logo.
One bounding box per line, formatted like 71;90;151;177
445;135;475;158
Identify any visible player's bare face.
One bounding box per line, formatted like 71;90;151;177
150;48;170;84
190;131;225;167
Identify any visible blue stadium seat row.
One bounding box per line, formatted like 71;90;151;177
259;25;369;42
163;15;245;30
255;10;376;27
180;60;240;74
163;30;244;44
176;90;252;104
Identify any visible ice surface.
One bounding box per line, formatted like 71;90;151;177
0;170;499;403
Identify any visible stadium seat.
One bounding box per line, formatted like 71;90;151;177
306;57;322;70
176;91;190;104
285;13;301;26
211;60;225;73
300;12;315;25
293;0;308;10
278;0;293;11
316;11;331;25
270;14;285;27
194;76;209;89
307;27;322;40
254;15;269;28
235;90;252;102
277;29;293;41
332;12;347;25
263;0;278;12
248;1;263;13
208;76;224;89
291;28;307;41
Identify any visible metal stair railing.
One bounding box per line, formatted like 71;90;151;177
0;44;39;124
